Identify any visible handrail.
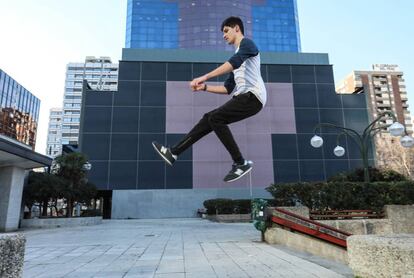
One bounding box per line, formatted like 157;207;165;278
309;209;384;220
274;208;352;236
270;207;352;248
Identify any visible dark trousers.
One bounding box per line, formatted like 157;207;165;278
171;92;263;164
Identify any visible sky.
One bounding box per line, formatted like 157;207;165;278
0;0;413;155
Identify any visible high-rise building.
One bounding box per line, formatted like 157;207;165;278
61;56;118;147
0;69;40;149
46;108;63;157
336;64;412;134
125;0;301;52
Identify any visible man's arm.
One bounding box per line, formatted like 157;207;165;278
190;39;258;88
192;84;229;95
191;70;235;95
190;62;233;87
205;62;233;80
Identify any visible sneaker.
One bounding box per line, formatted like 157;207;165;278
152;141;177;166
223;160;253;182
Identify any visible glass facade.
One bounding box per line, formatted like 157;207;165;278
252;0;301;52
80;61;373;191
0;69;40;148
126;0;301;52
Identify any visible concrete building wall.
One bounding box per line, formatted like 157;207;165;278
112;188;271;219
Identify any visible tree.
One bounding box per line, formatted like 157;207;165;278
375;134;414;179
77;182;97;204
52;153;95;217
23;171;67;217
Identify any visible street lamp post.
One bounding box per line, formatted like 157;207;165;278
310;111;414;182
83;161;92;171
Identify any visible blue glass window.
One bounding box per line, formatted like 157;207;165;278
125;0;300;52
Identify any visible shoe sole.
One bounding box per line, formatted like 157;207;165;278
152;142;173;166
224;166;253;183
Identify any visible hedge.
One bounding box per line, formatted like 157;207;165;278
266;181;414;212
203;199;278;215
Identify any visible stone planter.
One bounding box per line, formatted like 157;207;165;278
266;205;414;235
0;233;25;278
206;214;251;223
265;205;414;266
319;219;393;235
385;204;414;234
265;227;349;264
348;234;414;278
20;216;102;229
319;205;414;235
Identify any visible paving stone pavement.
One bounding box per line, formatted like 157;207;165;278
21;219;354;278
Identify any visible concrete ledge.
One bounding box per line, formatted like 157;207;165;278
275;206;310;219
20;216;102;229
319;205;414;235
265;227;348;264
319;219;393;235
0;233;25;278
347;234;414;278
207;214;251;223
385;205;414;234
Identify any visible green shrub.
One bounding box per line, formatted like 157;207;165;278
203;198;234;215
265;183;296;207
81;209;102;217
203;199;219;215
233;199;252;214
388;181;414;205
266;181;414;212
203;199;256;215
266;182;327;209
214;199;234;214
328;167;408;182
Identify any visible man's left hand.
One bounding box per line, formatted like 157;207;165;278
190;75;207;87
190;83;205;91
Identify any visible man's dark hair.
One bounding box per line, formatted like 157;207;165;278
221;16;244;35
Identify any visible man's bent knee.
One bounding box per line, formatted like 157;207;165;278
208;113;226;125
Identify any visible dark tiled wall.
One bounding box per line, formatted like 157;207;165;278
80;61;373;189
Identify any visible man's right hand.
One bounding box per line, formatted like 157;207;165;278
190;83;206;92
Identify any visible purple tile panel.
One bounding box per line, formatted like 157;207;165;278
193;88;221;107
192;133;222;162
269;107;297;134
166;106;193;133
166;81;193;107
166;81;296;188
266;83;295;108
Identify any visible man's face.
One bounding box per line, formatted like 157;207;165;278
222;26;238;45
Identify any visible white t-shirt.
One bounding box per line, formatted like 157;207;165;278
224;38;267;106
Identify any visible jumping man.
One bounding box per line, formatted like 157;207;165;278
152;16;267;182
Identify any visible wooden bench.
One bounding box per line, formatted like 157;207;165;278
310;210;384;220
